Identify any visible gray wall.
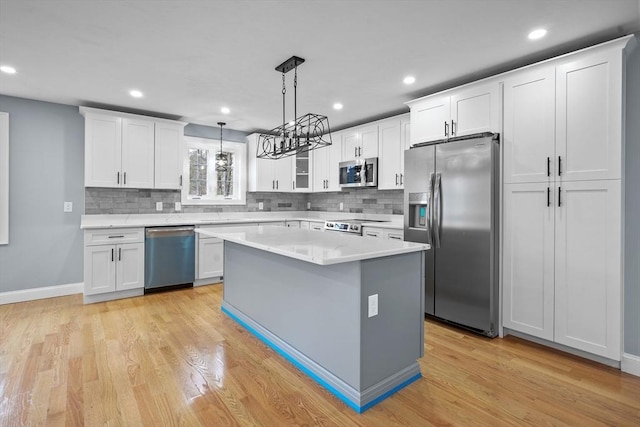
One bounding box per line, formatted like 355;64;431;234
0;95;85;292
624;44;640;357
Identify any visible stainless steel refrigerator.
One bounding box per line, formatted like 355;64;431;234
404;132;499;337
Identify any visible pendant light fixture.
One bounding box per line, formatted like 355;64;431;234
215;121;228;172
256;56;332;159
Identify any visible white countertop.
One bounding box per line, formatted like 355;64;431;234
80;212;404;230
196;225;427;265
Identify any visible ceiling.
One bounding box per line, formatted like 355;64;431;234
0;1;639;134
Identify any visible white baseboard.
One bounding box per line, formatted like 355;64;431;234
622;353;640;377
0;282;84;305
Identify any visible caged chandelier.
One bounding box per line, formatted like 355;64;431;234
256;56;332;160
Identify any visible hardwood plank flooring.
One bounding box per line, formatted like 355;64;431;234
0;283;638;426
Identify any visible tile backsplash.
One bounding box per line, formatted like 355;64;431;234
85;188;404;215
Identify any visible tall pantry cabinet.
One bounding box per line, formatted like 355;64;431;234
502;36;636;361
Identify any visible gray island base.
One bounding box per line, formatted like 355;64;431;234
205;226;427;412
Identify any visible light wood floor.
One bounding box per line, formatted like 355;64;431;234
1;284;638;426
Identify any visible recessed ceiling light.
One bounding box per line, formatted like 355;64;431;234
221;107;230;114
528;28;547;40
333;103;343;110
0;65;17;74
403;76;416;85
129;89;143;98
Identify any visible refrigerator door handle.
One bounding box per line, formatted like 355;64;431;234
433;173;442;248
426;173;434;245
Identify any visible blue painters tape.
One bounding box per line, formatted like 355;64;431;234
221;305;421;413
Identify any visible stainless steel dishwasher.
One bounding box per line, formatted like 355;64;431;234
144;226;195;292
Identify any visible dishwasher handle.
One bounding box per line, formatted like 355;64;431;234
145;226;195;238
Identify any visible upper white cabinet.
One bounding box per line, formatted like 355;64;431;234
155;122;184;189
342;124;378;160
313;131;342;192
504;48;623;184
247;134;293;192
556;49;623;181
81;107;185;189
293;150;312;192
503;65;556;184
378;114;410;190
407;81;500;145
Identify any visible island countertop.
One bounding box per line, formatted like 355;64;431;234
196;225;428;265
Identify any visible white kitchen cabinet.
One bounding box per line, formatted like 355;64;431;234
121;118;155;188
503;65;556;184
81;107;185;189
309;221;324;231
300;221;310;229
285;220;300;228
247;134;293;192
554;180;621;359
502;178;622;359
293;151;312;192
362;227;404;241
555;49;623;181
155;122;184;189
342;124;378;160
198;237;223;279
384;229;404;241
313;131;342;192
84;228;145;296
502;183;555;341
363;228;382;239
408;81;499;145
378;115;410;190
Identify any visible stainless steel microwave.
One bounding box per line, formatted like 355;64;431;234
339;158;378;188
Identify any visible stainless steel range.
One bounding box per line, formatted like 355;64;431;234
323;219;387;235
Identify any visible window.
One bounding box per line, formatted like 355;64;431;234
182;136;246;205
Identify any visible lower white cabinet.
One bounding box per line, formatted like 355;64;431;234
309;221;324;231
84;228;145;296
503;180;621;360
286;220;300;228
198;237;223;279
362;227;404;241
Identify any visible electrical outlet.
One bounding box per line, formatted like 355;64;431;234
258;202;264;210
174;202;182;211
307;202;311;210
368;294;379;317
339;202;344;211
156;202;163;211
63;201;73;212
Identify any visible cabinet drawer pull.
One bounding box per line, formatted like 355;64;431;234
547;157;550;177
108;235;125;239
558;156;562;176
558;186;562;207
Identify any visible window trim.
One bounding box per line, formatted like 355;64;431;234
0;112;8;245
181;135;247;206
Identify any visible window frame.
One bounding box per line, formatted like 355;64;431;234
181;135;246;206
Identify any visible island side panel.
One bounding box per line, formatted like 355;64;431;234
360;252;424;390
222;241;362;389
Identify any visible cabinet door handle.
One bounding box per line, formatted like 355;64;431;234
400;173;403;185
558;186;562;207
355;147;358;157
276;180;279;190
395;173;399;185
547;187;550;207
123;172;127;185
118;247;122;261
111;248;114;262
179;175;183;187
293;180;295;190
117;171;120;184
451;120;456;136
272;180;275;189
444;121;449;137
547;157;551;177
558;156;562;176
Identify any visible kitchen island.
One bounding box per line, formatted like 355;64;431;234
196;225;429;412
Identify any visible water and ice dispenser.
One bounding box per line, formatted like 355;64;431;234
408;192;430;229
